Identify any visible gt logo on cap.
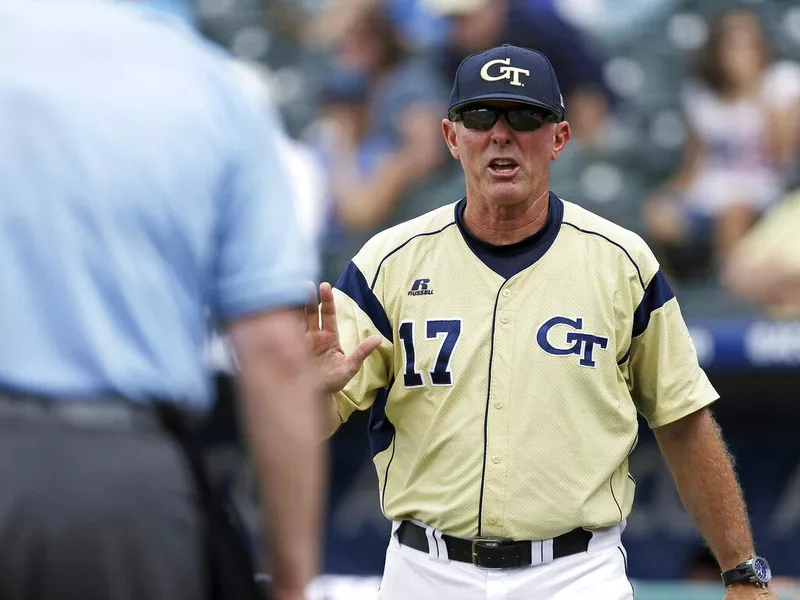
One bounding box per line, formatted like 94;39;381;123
480;58;530;87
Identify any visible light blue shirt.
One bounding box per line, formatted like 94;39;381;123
0;1;316;408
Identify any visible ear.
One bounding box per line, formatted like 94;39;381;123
442;119;460;161
551;121;571;161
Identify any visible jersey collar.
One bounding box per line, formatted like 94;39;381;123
455;192;563;255
454;192;564;279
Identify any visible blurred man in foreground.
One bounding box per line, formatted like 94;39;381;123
0;2;324;600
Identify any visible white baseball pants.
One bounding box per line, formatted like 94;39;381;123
376;521;634;600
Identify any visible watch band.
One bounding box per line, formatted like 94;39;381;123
721;557;771;588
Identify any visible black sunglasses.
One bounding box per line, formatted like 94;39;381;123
450;106;558;131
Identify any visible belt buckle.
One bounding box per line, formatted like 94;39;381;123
471;537;514;568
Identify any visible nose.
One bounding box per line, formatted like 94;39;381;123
490;115;513;145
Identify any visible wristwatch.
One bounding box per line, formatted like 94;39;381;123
721;556;772;588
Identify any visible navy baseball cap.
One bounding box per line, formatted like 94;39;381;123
448;44;565;121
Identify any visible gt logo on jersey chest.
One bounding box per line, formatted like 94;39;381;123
536;316;608;367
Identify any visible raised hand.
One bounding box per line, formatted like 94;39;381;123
305;282;383;394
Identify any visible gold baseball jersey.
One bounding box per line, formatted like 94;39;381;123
332;193;718;541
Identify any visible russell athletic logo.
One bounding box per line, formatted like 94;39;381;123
408;279;434;296
536;316;609;367
480;58;530;87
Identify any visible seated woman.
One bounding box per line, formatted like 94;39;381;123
307;4;449;282
643;7;800;281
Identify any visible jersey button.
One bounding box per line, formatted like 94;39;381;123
502;289;511;298
500;316;510;324
491;455;501;464
488;517;499;526
493;400;503;409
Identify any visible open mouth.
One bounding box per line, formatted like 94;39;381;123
488;158;520;177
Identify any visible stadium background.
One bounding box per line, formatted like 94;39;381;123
185;0;800;597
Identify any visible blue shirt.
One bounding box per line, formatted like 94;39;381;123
0;1;315;407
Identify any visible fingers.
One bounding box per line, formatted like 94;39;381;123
318;282;339;338
344;334;383;377
304;281;320;332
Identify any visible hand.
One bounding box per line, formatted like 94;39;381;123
642;191;687;244
723;583;778;600
305;282;383;393
324;106;363;152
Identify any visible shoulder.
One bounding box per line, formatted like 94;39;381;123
762;61;800;108
352;202;460;286
560;199;659;287
386;57;447;103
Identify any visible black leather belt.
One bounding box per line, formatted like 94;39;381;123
0;390;162;431
396;521;593;569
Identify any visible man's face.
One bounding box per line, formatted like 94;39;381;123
442;101;571;206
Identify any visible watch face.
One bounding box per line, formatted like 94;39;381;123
752;557;772;583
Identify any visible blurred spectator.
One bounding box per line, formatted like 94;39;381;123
643;8;800;282
556;0;680;48
723;187;800;317
304;0;375;48
385;0;448;50
308;3;448;282
423;0;612;147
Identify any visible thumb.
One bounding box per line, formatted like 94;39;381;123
357;334;384;359
345;334;383;375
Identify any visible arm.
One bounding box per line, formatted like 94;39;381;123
722;195;800;311
332;104;443;231
725;256;800;307
654;409;775;598
662;127;705;191
625;260;773;597
562;89;609;148
765;103;800;163
654;408;753;571
228;308;325;600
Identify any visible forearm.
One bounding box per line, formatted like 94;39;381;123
767;106;800;162
333;153;414;230
235;323;326;593
333;117;443;231
664;132;703;190
654;409;754;570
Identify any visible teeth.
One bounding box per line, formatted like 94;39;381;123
493;160;515;167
